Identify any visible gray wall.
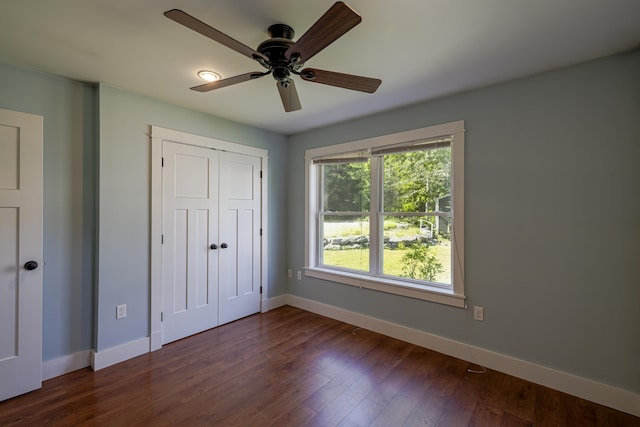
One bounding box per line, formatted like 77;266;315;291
0;61;96;361
96;85;288;350
286;49;640;393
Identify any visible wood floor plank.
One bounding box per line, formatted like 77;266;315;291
372;362;442;427
340;343;416;426
274;331;385;426
315;335;419;426
500;412;533;426
402;357;468;426
532;386;567;426
504;375;537;422
1;306;638;427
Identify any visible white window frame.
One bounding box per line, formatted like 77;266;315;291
304;121;465;308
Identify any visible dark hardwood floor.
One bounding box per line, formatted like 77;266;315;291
1;306;638;426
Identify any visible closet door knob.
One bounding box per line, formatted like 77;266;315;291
24;261;39;271
220;243;228;249
210;244;218;250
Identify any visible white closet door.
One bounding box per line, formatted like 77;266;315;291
218;151;261;325
162;141;219;344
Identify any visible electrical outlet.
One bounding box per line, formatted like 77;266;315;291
287;269;292;278
473;306;484;321
116;304;127;319
297;270;302;280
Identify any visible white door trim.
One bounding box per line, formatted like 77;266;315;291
149;126;268;351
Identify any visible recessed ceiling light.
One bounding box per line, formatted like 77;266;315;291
197;70;221;82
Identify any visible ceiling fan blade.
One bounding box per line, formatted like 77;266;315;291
165;9;268;62
277;80;302;112
285;2;361;64
191;72;267;92
300;68;381;93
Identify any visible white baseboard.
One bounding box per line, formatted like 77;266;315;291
285;294;640;417
42;351;92;380
262;294;288;312
91;337;150;371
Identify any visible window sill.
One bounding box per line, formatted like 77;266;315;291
305;267;466;308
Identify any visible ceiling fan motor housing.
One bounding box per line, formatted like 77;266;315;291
257;24;304;86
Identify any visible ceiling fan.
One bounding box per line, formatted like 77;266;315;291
164;2;381;112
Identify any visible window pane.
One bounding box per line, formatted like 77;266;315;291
322;162;370;212
321;215;369;272
383;147;451;213
382;215;451;285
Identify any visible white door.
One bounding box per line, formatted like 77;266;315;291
162;141;219;344
218;151;261;325
0;109;43;401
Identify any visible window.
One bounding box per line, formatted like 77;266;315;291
305;121;465;307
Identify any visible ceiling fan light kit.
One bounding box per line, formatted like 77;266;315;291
164;1;381;112
197;70;221;82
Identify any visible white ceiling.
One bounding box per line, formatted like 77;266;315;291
1;0;639;135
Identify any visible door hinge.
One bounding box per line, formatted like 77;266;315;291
259;228;262;236
260;286;263;294
260;170;262;179
161;312;163;321
162;157;164;167
161;234;164;244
